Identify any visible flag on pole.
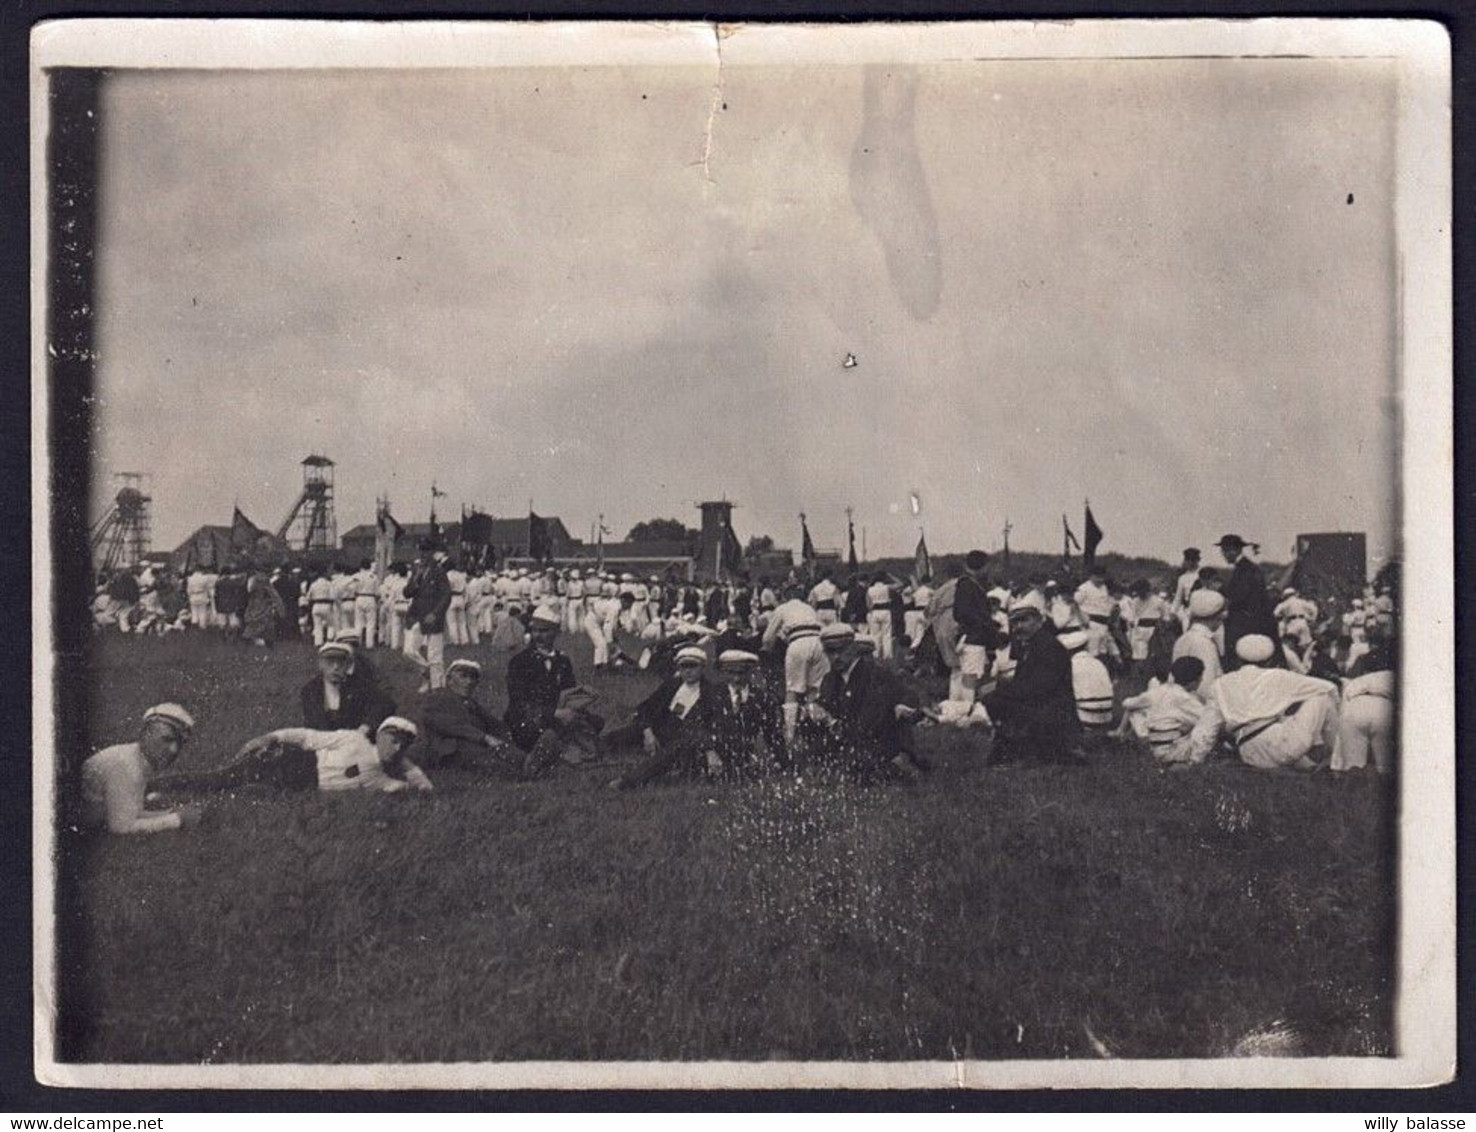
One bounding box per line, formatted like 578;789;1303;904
374;499;402;578
912;531;932;585
846;515;858;570
528;510;552;566
596;519;609;571
1002;519;1012;571
230;506;266;552
722;513;744;580
1083;504;1104;571
1063;514;1081;564
801;514;817;580
429;483;447;546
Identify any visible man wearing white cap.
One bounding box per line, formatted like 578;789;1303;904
1186;634;1340;770
813;624;924;779
159;716;431;795
564;569;586;634
1172;589;1227;696
808;571;841;627
608;646;720;788
1056;628;1115;732
305;568;337;646
709;649;784;777
299;638;396;736
417;658;525;774
505;606;603;770
982;592;1080;764
761;584;828;745
81;705;203;834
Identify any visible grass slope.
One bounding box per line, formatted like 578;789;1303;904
54;631;1394;1063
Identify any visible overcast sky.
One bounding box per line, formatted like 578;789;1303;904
89;55;1400;562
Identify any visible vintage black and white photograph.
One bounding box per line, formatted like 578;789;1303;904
32;19;1452;1089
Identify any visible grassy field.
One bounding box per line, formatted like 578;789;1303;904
52;628;1396;1063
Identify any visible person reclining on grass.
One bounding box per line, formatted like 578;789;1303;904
503;606;605;769
1185;634;1340;770
156;716;431;795
81;703;204;834
415;658;551;778
300;639;395;736
1120;655;1207;765
810;625;927;781
606;646;722;789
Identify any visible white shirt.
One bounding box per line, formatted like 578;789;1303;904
912;585;934;609
307;577;334;603
668;681;703;719
1122;682;1207;762
1187;668;1339;763
866;582;893;611
1074;580;1114;619
271;728;418;793
1172;622;1224;695
353;569;379;598
808;579;839;607
761;599;821;649
82;743;182;834
1070;653;1115;725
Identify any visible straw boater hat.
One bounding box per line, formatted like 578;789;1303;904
143;703;194;736
447;658;483;678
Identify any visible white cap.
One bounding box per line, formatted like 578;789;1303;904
334;629;361;645
377;715;419;739
318;640;354;659
1008;591;1048;618
1282;586;1298;596
718;649;760;667
1057;629;1090;651
529;605;561;627
144;703;195;735
820;622;856;646
1188;590;1227;618
675;645;708;665
621;573;634;582
1235;634;1276;664
447;658;483;678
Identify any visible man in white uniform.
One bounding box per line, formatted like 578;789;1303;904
351;559;380;649
185;568;212;632
808;572;841;626
761;585;827;744
1172;589;1227;696
1171;548;1202;630
306;569;337;646
444;562;469;645
81;704;202;834
1186;635;1340;770
1073;567;1115;659
865;574;895;661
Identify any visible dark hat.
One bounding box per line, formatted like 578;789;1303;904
1215;534;1247;549
964;550;989;571
1183;547;1201;559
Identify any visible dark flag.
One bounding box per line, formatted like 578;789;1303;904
529;510;552;566
847;515;859;570
801;514;817;581
1002;519;1012;571
722;514;745;579
429;483;447;548
461;508;494;571
596;521;609;572
1083;505;1104;571
912;532;932;585
1063;514;1081;565
230;506;264;552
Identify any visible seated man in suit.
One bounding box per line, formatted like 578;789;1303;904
709;649;785;779
300;639;396;736
607;646;720;789
982;593;1082;764
504;605;604;769
418;658;542;777
812;623;924;781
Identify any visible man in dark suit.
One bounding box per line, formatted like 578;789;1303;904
607;646;720;788
953;549;1002;706
709;649;786;778
403;542;453;691
813;623;923;780
504;605;602;767
417;658;537;775
983;592;1081;764
300;640;396;735
1216;533;1282;671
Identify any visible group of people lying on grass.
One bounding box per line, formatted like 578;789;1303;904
76;593;1395;835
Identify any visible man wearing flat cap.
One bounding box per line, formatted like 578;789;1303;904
812;623;925;780
709;649;785;778
504;605;604;771
981;592;1081;764
417;658;529;775
1185;634;1340;770
1216;534;1281;671
608;646;721;788
81;704;203;834
300;639;396;736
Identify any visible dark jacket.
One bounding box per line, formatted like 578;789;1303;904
984;629;1080;759
709;681;784;773
300;672;395;734
504;645;578;751
404;560;453;633
214;574;248;616
419;687;507;764
1222;557;1280;668
704;588;729;626
818;655;912;768
634;677;719;747
841;581;868;624
952;573;999;648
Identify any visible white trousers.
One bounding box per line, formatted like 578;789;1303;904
189;596;211;630
1238;693;1340;771
404;624;446;689
904;610;926;647
354;597;378;648
312;606;335;646
584;611;609;666
1331;695;1394;773
866;611;894;660
446;596;468;645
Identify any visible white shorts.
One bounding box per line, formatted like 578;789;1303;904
958;643;989;678
784;635;830;697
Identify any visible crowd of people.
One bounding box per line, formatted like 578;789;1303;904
79;534;1399;835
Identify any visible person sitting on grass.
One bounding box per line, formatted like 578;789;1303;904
606;646;721;789
1185;634;1340;771
1120;655;1208;765
300;639;395;736
810;624;926;781
504;606;605;768
156;716;431;795
981;592;1081;765
709;649;786;779
1056;628;1116;734
416;658;547;777
81;703;203;834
